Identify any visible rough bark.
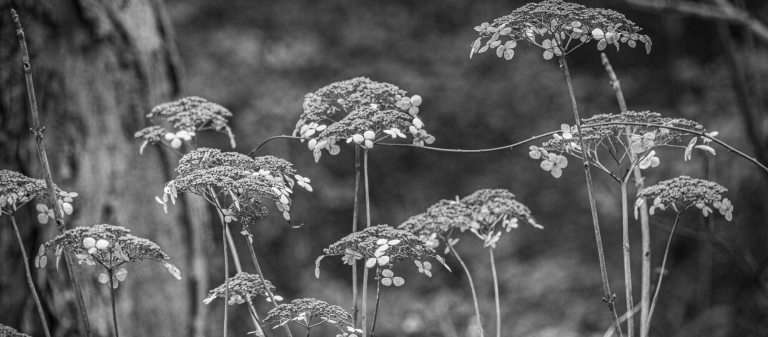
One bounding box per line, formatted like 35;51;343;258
0;0;207;336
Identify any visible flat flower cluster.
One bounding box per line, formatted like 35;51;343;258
134;96;236;153
0;170;76;223
461;189;542;248
529;111;711;177
636;176;733;221
293;77;434;162
159;148;311;222
0;324;30;337
316;225;448;283
471;0;651;61
263;298;360;336
399;199;475;251
39;224;181;287
203;272;278;305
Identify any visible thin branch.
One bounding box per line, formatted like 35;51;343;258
10;215;52;337
617;0;768;43
11;9;92;336
489;248;501;337
561;55;624;336
369;270;382;336
646;214;681;331
446;240;484;337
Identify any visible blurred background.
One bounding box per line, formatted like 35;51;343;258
1;0;767;336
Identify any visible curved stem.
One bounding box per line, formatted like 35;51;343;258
646;214;680;332
560;55;624;336
107;269;119;337
10;216;52;337
620;181;635;337
488;248;501;337
447;240;484;337
12;10;91;335
370;270;382;336
352;147;361;326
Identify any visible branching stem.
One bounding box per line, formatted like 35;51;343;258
560;55;624;336
447;240;484;337
10;215;51;337
12;9;91;336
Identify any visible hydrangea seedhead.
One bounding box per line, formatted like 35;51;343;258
529;111;714;178
471;0;652;61
159;148;311;223
399;199;475;249
0;324;31;337
135;96;236;153
0;169;78;223
636;176;733;221
39;224;181;287
293;77;434;162
204;272;278;305
316;225;449;280
460;189;542;248
263;298;359;334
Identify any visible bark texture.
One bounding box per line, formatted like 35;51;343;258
0;1;210;336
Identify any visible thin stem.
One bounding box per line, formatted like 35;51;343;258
489;248;501;337
601;53;653;337
245;301;267;337
305;326;311;337
560;55;623;336
108;269;120;337
370;270;382;336
646;214;680;332
361;267;370;337
245;236;294;337
10;215;52;337
12;9;91;335
352;147;361;326
603;305;642;337
222;218;229;337
447;240;484;337
364;149;371;228
620;181;635;337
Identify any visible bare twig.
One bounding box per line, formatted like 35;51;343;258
617;0;768;43
12;9;92;336
560;55;624;336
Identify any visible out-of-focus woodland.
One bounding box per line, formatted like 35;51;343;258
1;0;767;336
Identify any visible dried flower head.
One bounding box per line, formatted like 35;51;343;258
263;298;359;334
461;189;542;248
158;148;311;222
39;224;181;287
203;272;278;305
315;225;449;279
471;0;652;61
529;111;713;178
135;96;236;153
0;170;77;223
636;176;733;221
0;324;31;337
293;77;434;162
399;199;474;250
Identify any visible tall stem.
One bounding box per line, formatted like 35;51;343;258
646;214;680;332
600;53;651;337
488;248;501;337
620;181;634;337
245;238;293;337
107;269;120;337
12;9;91;336
360;148;372;337
10;216;52;337
370;270;382;336
447;241;484;337
222;219;230;337
361;267;370;337
560;55;623;336
352;147;361;326
245;300;268;337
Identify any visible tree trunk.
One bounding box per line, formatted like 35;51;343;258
0;0;210;336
